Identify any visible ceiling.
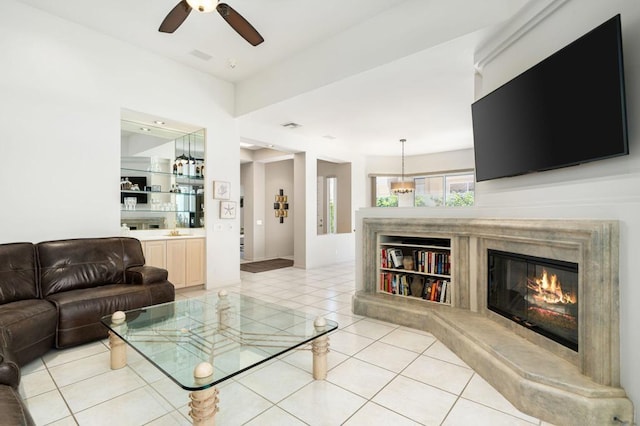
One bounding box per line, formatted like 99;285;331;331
16;0;530;157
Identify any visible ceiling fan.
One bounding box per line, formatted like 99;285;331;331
159;0;264;46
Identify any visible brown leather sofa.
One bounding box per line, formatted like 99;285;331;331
0;237;175;423
0;346;34;425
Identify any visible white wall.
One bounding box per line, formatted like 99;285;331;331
366;148;475;176
240;161;266;261
0;1;240;287
238;121;367;268
357;0;640;415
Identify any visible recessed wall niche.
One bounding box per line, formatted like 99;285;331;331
120;110;205;231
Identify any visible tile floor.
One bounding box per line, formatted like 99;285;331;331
19;261;553;425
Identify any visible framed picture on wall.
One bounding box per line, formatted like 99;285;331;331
213;180;230;200
220;201;236;219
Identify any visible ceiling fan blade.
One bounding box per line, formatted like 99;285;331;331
216;3;264;46
159;0;192;33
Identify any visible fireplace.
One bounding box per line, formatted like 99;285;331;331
356;218;631;425
487;250;579;351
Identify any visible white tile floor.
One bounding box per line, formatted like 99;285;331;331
19;261;554;425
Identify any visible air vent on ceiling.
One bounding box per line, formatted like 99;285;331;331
189;49;213;61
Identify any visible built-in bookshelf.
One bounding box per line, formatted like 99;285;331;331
378;235;452;305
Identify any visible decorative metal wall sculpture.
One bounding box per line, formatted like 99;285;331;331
274;189;289;223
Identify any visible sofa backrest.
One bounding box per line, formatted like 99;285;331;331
37;237;145;297
0;243;39;304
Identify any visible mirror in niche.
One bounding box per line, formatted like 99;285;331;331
120;111;205;231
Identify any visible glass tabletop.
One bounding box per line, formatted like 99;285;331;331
100;292;338;391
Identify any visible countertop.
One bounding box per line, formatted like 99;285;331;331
128;230;206;241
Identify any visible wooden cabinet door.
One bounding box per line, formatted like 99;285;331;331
143;240;166;269
166;239;186;288
186;238;206;286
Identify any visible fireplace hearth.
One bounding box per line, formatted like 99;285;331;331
487;250;579;351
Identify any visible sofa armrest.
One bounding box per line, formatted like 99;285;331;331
125;265;169;284
0;385;36;426
0;347;20;388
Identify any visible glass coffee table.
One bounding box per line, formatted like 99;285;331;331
101;290;338;425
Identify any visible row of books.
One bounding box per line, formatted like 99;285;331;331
380;247;451;275
415;250;451;275
379;272;451;304
424;278;451;303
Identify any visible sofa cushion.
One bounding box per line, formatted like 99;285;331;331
0;300;57;366
38;237;145;298
47;284;152;348
0;243;38;304
0;385;35;426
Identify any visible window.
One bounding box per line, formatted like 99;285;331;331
445;174;475;206
415;176;444;206
373;172;474;207
374;176;398;207
327;176;337;234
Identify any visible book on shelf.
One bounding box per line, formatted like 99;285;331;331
400;275;410;296
388;248;404;268
441;281;449;303
423;280;432;300
430;280;438;301
380;272;392;293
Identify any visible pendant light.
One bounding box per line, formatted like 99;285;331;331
390;138;415;194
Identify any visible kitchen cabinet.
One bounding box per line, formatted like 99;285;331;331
143;240;167;269
141;237;205;288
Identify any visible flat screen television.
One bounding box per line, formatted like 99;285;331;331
471;14;628;182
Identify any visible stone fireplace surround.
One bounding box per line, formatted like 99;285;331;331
353;218;633;426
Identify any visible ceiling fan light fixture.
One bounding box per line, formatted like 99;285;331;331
186;0;217;13
159;1;263;45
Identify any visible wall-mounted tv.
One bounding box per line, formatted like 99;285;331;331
471;14;628;182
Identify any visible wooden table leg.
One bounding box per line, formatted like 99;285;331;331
109;311;127;369
189;362;219;425
311;317;330;380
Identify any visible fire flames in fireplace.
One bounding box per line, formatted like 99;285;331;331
527;269;577;305
488;250;579;350
525;268;578;343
